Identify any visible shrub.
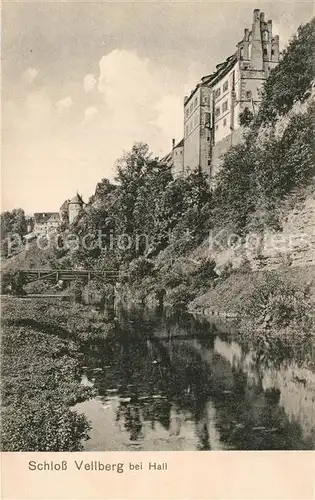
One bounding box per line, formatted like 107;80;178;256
2;403;90;451
166;284;195;309
128;257;154;283
238;272;314;333
7;271;27;295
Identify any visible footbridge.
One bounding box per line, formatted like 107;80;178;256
1;269;120;287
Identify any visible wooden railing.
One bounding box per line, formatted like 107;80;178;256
1;269;120;285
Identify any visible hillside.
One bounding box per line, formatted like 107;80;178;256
2;18;315;338
1;240;57;272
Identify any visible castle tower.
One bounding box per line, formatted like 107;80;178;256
68;193;84;224
250;8;263;70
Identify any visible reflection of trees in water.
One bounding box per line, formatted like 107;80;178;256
81;309;313;450
115;399;172;441
210;360;311;450
82;313;214;448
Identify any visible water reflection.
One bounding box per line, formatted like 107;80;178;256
76;307;315;450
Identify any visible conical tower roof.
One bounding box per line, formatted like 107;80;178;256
69;192;83;204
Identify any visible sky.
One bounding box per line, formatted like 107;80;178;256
2;0;314;214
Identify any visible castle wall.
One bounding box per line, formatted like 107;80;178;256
172;144;184;178
183;86;211;175
211;127;243;180
212;61;241;144
69;204;81;224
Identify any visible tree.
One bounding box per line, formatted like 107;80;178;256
239;107;254;127
1;209;27;240
257;18;315;125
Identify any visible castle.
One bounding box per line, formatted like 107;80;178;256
164;9;280;182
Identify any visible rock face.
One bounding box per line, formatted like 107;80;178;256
204;185;315;274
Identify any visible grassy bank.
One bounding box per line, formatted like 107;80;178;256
1;297;115;451
189;265;315;354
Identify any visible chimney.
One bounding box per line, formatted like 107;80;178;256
172;138;175;150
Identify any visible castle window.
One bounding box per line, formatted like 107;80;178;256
214;88;221;99
208;160;211;166
262;31;269;41
223;81;228;92
263;48;268;56
222;100;228;112
215;106;220;117
246;90;252;99
223;118;227;127
271;49;275;56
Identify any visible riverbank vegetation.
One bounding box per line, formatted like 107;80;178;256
1;298;117;451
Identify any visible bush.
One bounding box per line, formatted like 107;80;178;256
6;271;27;295
2;403;90;452
165;284;195;309
128;257;154;283
238;272;314;333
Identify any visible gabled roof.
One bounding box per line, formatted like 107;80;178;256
59;199;70;210
34;212;60;224
201;53;238;87
174;138;184;149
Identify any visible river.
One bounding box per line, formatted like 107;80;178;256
75;306;315;450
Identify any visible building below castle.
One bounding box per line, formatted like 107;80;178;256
164;8;280;183
33;212;60;236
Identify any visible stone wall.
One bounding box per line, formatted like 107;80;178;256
187;184;315;275
211;127;243;178
209;186;315;273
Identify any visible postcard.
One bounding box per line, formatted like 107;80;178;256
1;0;314;498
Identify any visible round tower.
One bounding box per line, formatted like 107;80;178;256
68;193;83;223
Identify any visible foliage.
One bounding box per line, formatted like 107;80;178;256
2;404;90;452
1;208;28;258
256;18;315;125
1;299;96;451
69;143;212;270
165;283;195;309
6;270;27;295
238;272;315;334
1;209;27;240
128;257;155;283
213;102;315;233
239;107;254;127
